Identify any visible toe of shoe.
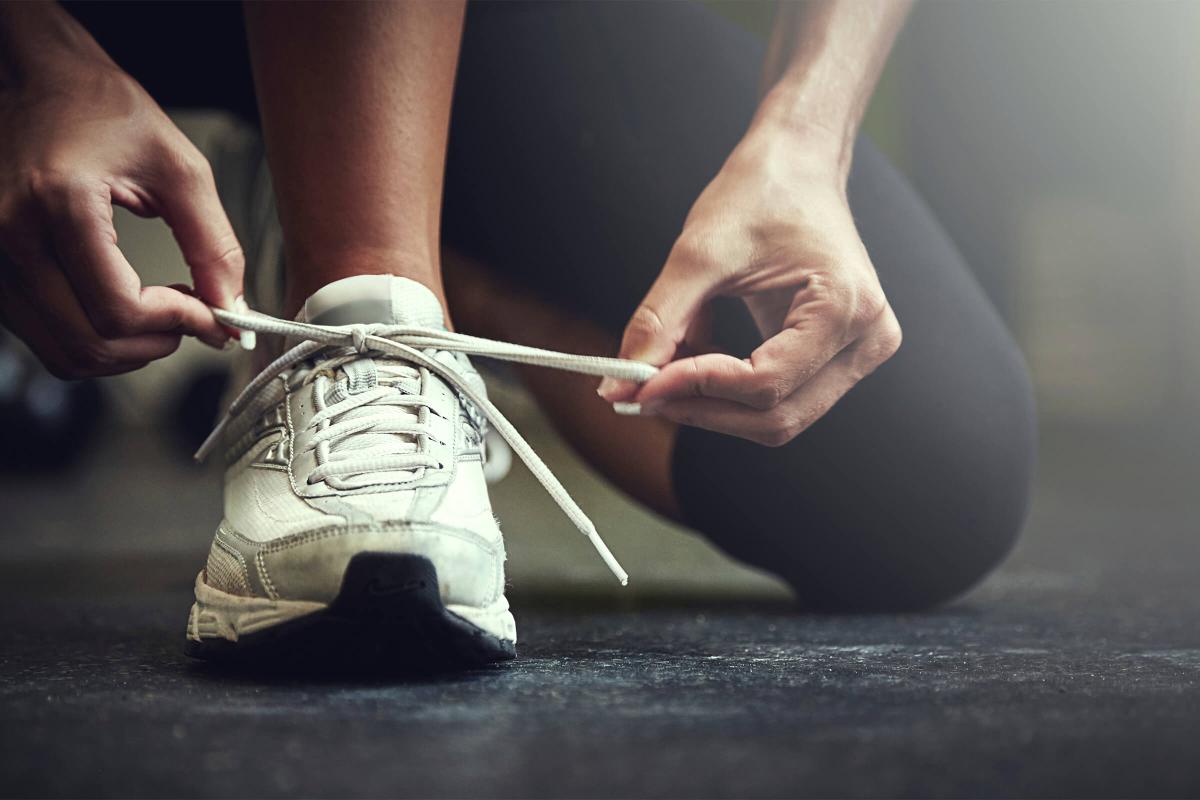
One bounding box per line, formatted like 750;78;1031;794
255;522;506;608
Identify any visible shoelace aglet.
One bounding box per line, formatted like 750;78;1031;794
586;527;629;586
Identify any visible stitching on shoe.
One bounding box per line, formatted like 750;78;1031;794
256;550;279;600
211;538;252;596
284;377;302;498
258;520;500;556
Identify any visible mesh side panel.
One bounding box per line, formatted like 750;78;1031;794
206;543;252;596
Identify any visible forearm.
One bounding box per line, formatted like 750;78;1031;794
243;1;465;313
0;2;112;84
755;0;912;180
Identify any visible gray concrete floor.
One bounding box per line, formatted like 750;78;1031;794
2;401;1199;797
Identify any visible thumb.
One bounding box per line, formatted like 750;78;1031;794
153;150;245;312
599;264;709;401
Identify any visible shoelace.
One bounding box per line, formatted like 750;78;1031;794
195;306;658;585
302;355;441;489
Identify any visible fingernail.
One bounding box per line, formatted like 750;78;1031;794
232;296;256;351
597;377;618;400
613;401;660;417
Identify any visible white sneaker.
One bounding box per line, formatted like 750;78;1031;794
185;275;652;667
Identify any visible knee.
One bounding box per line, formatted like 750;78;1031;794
681;346;1037;613
793;365;1037;612
795;435;1035;613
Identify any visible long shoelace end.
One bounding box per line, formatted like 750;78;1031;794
587;528;629;586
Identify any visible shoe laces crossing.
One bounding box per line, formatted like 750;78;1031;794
303;356;437;489
195;306;658;585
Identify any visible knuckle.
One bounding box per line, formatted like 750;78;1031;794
854;286;889;327
667;234;714;270
624;304;666;342
877;316;903;359
167;145;214;186
90;305;138;338
66;338;116;372
802;272;856;326
856;313;903;376
755;409;798;447
201;237;245;280
757;424;795;448
160;302;185;331
748;379;785;411
23;168;79;211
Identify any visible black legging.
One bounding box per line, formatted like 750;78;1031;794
65;1;1037;611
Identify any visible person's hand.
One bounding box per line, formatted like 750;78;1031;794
0;21;243;378
598;131;902;447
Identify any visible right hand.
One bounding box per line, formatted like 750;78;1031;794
0;29;244;378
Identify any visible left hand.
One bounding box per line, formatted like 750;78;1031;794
598;131;902;447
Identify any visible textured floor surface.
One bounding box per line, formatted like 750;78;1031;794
2;415;1199;798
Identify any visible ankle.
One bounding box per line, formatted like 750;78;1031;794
283;248;448;320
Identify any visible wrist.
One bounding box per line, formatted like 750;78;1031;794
731;111;852;197
0;3;112;85
750;80;860;185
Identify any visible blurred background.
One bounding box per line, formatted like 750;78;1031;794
2;0;1197;601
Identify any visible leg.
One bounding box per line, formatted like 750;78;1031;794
66;2;462;318
675;140;1037;611
71;3;522;665
444;2;1036;610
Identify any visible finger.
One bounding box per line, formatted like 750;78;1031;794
150;143;245;310
0;279;72;373
644;356;864;447
49;182;228;347
2;283;180;378
681;300;716;357
8;249;184;377
598;257;711;402
634;322;847;410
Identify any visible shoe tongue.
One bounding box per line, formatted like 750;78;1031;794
299;275;445;329
293;275;458;394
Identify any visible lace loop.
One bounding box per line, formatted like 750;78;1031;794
196;305;659;585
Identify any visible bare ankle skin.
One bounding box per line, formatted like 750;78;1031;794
444;248;683;521
282;248;452;326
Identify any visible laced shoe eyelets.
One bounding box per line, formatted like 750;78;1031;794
200;296;634;584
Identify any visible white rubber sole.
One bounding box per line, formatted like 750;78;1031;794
186;571;517;646
186;572;325;644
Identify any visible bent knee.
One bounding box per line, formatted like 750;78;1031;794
787;454;1032;611
790;401;1035;611
685;376;1036;613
